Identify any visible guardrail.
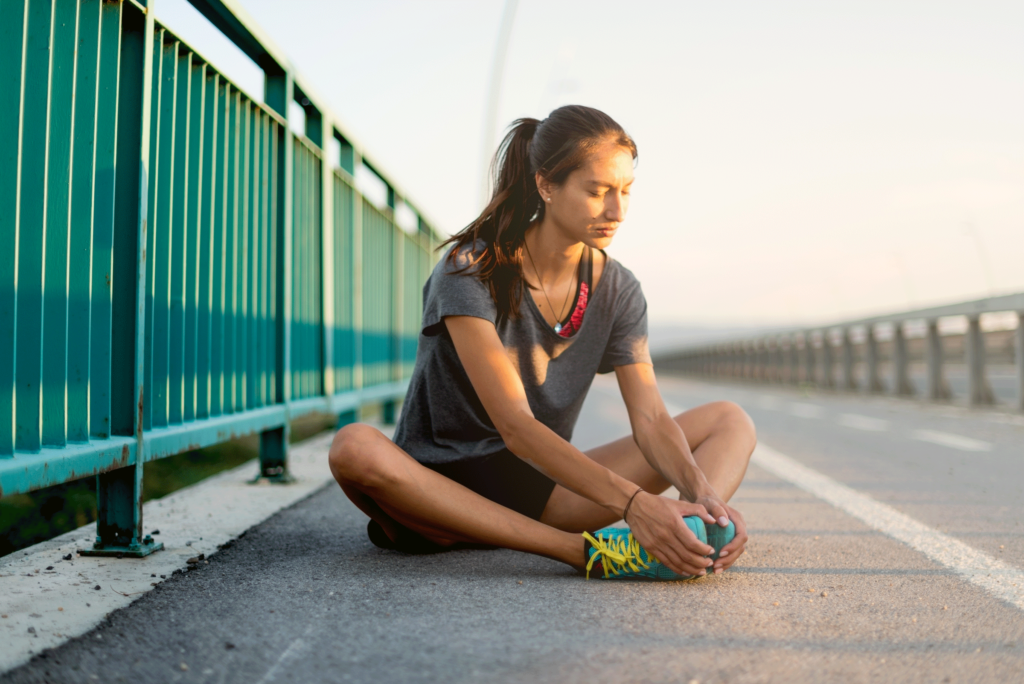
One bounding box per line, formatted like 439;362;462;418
654;293;1024;412
0;0;441;556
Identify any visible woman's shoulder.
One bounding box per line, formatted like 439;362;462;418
436;239;488;275
597;252;643;294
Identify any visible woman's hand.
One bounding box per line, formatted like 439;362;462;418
694;491;732;529
693;491;748;574
691;491;749;574
712;504;748;574
625;491;716;577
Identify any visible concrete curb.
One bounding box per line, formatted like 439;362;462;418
0;426;367;673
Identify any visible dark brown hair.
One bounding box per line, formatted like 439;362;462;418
442;105;637;322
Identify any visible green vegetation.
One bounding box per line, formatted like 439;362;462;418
0;413;339;558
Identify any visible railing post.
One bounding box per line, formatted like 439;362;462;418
866;324;884;393
821;329;835;389
966;314;995;406
352;152;364;397
319;113;334;399
259;61;293;481
789;334;800;385
87;0;162;557
803;332;816;386
1016;312;1024;412
926;318;950;401
841;327;856;391
774;337;784;383
382;188;402;425
893;321;914;396
757;339;767;381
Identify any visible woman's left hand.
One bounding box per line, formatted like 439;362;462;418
691;492;748;573
712;504;747;573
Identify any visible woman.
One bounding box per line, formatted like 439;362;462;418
329;105;756;579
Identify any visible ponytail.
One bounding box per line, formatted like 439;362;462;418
442;105;636;322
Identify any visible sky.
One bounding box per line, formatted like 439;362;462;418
156;0;1024;329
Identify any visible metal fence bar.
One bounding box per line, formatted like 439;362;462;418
0;0;444;553
90;0;159;557
656;292;1024;413
0;0;29;459
893;323;913;396
68;0;102;446
966;315;994;407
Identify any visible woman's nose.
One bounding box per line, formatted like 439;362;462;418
605;192;627;221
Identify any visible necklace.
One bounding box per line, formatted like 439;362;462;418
524;239;582;333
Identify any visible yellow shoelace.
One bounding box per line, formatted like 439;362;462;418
582;530;656;579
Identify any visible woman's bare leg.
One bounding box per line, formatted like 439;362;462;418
539;401;756;533
328;424;585;567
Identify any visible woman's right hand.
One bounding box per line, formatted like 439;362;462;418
625;491;716;576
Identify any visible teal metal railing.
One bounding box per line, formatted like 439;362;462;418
0;0;440;556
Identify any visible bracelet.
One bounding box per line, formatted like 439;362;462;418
622;486;644;523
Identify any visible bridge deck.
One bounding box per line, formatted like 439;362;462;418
4;376;1024;683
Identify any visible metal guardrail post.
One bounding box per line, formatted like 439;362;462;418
334;137;360;429
258;61;292;481
761;339;770;382
966;314;995;406
865;325;883;393
319;113;334;400
775;338;785;383
1016;312;1024;412
803;332;816;386
655;292;1024;411
925;318;949;400
841;327;856;391
87;0;162;558
383;190;403;425
821;330;835;389
788;334;799;384
893;321;914;396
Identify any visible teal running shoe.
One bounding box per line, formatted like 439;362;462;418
583;516;708;580
705;519;736;562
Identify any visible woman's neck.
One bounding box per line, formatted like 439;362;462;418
523;222;585;285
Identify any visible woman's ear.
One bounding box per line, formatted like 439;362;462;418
535;171;554;203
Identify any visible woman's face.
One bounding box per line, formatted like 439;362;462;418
537;139;635;250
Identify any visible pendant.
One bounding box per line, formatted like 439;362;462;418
553;323;562;334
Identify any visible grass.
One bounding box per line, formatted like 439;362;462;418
0;412;342;558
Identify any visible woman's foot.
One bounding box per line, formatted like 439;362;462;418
582;517;710;580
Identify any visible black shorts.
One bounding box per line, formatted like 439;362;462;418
425;449;557;521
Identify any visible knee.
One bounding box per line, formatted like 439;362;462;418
328;423;391;487
709;401;757;453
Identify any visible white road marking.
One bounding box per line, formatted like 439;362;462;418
255;631;313;684
911;429;993;452
756;395;784;410
838;413;889;432
752;443;1024;611
789;403;825;419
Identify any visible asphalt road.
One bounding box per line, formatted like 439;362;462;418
5;375;1024;683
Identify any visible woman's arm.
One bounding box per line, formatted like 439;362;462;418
445;315;714;576
613;363;724;510
614;362;748;572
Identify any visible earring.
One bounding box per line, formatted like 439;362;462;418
545;197;551;202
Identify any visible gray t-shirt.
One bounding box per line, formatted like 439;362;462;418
392;242;651;464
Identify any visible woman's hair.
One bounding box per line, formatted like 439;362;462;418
442;104;637;322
